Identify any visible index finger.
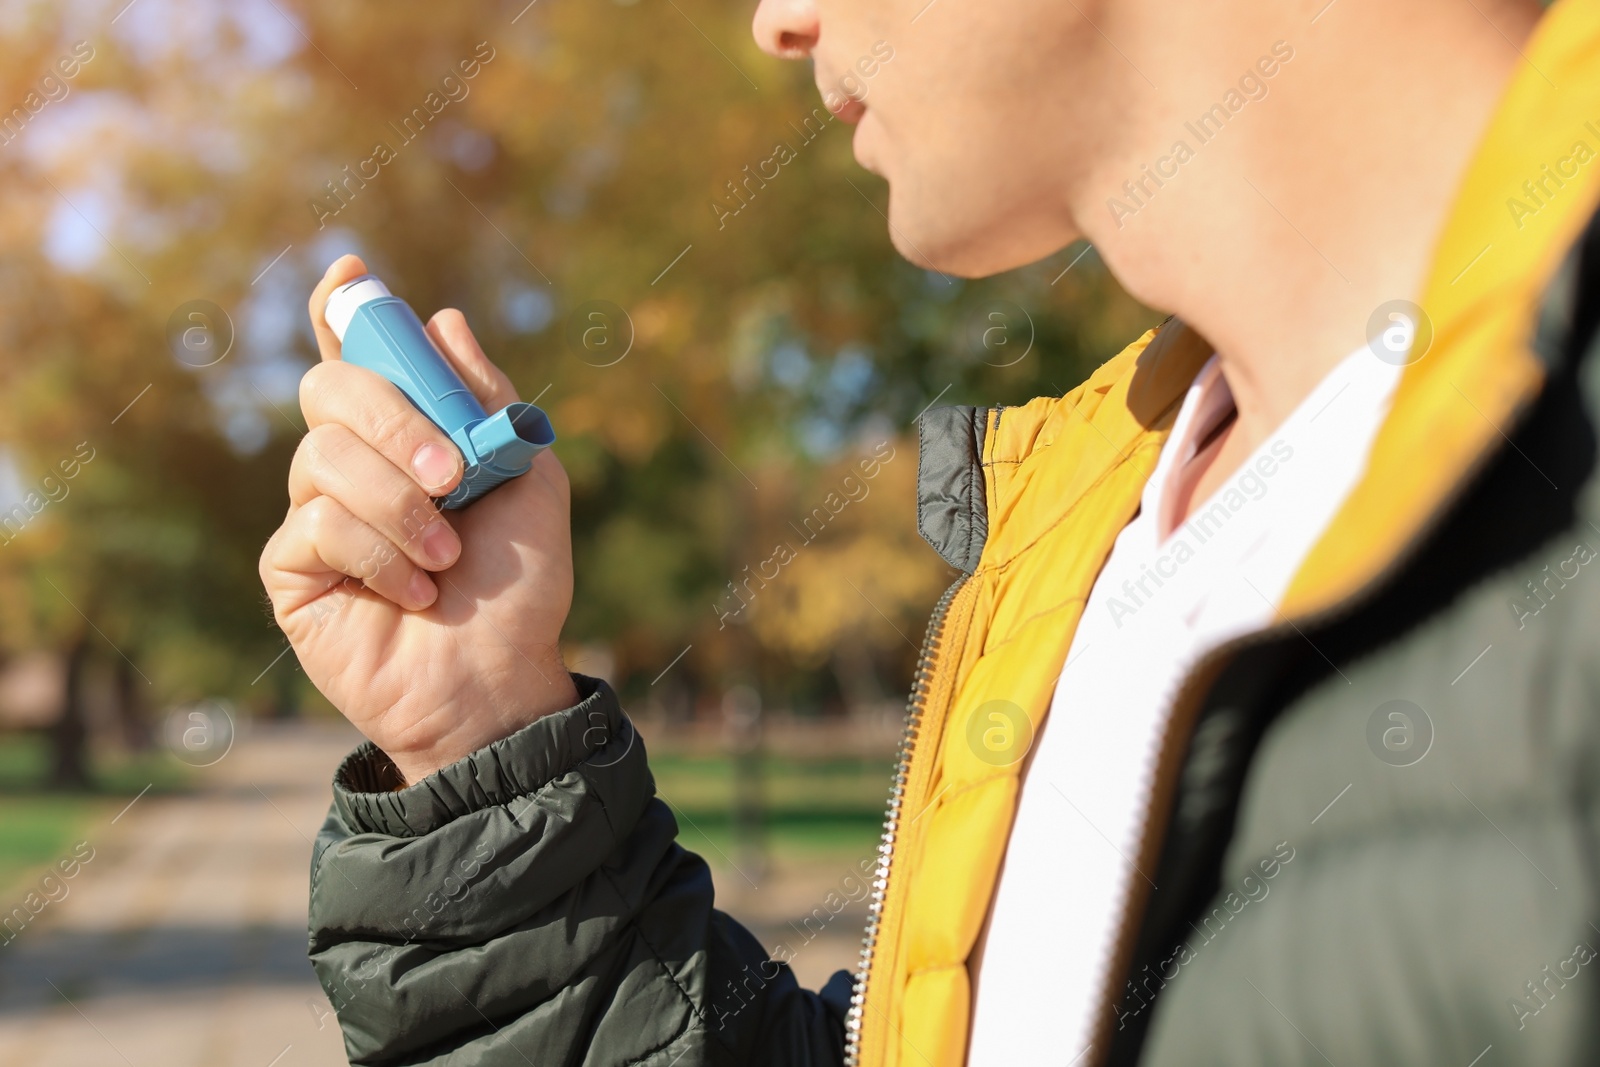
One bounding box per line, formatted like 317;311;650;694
308;254;372;362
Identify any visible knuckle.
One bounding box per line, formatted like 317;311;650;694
259;513;298;577
266;591;291;631
364;399;419;462
290;434;311;474
298;495;341;546
291;427;323;476
298;423;355;479
257;534;277;583
298;360;337;415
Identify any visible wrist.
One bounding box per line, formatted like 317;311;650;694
385;665;581;787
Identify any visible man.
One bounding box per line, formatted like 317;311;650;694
260;0;1600;1062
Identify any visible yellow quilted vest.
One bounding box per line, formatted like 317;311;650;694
847;2;1600;1064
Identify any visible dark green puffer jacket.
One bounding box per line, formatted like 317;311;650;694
308;681;850;1065
1109;215;1600;1066
309;219;1600;1067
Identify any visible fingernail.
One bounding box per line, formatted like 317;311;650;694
421;520;460;566
412;443;459;490
408;570;437;608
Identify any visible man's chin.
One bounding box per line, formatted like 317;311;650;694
884;220;952;273
877;180;1084;280
850;119;885;178
879;199;1034;280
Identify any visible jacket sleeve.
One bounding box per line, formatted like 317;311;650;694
307;673;851;1067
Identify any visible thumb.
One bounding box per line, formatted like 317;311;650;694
307;254;370;362
426;308;522;412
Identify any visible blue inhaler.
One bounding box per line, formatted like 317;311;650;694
325;275;555;509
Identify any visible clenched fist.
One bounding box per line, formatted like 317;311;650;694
260;255;579;786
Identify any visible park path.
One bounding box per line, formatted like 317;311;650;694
0;719;867;1067
0;720;361;1067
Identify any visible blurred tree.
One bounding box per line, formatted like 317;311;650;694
0;0;1159;787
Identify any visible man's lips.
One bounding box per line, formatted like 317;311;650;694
835;97;867;124
822;90;868;125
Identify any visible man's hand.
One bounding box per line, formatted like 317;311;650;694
260;255;579;786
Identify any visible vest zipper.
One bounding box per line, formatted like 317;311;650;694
843;574;967;1067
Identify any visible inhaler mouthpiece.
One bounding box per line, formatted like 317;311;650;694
468;403;555;474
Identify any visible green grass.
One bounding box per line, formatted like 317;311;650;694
0;795;106;894
0;735;193;894
650;753;893;861
0;744;893;889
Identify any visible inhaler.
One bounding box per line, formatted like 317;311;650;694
325;275;555;509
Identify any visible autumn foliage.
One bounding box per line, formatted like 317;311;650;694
0;0;1158;757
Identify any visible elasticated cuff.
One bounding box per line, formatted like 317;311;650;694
329;673;631;838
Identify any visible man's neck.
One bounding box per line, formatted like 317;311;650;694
1085;0;1544;464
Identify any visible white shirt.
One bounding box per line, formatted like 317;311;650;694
967;347;1402;1065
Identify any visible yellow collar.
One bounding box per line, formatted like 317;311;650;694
1284;0;1600;617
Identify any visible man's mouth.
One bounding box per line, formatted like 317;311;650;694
817;71;869;125
829;95;867;125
